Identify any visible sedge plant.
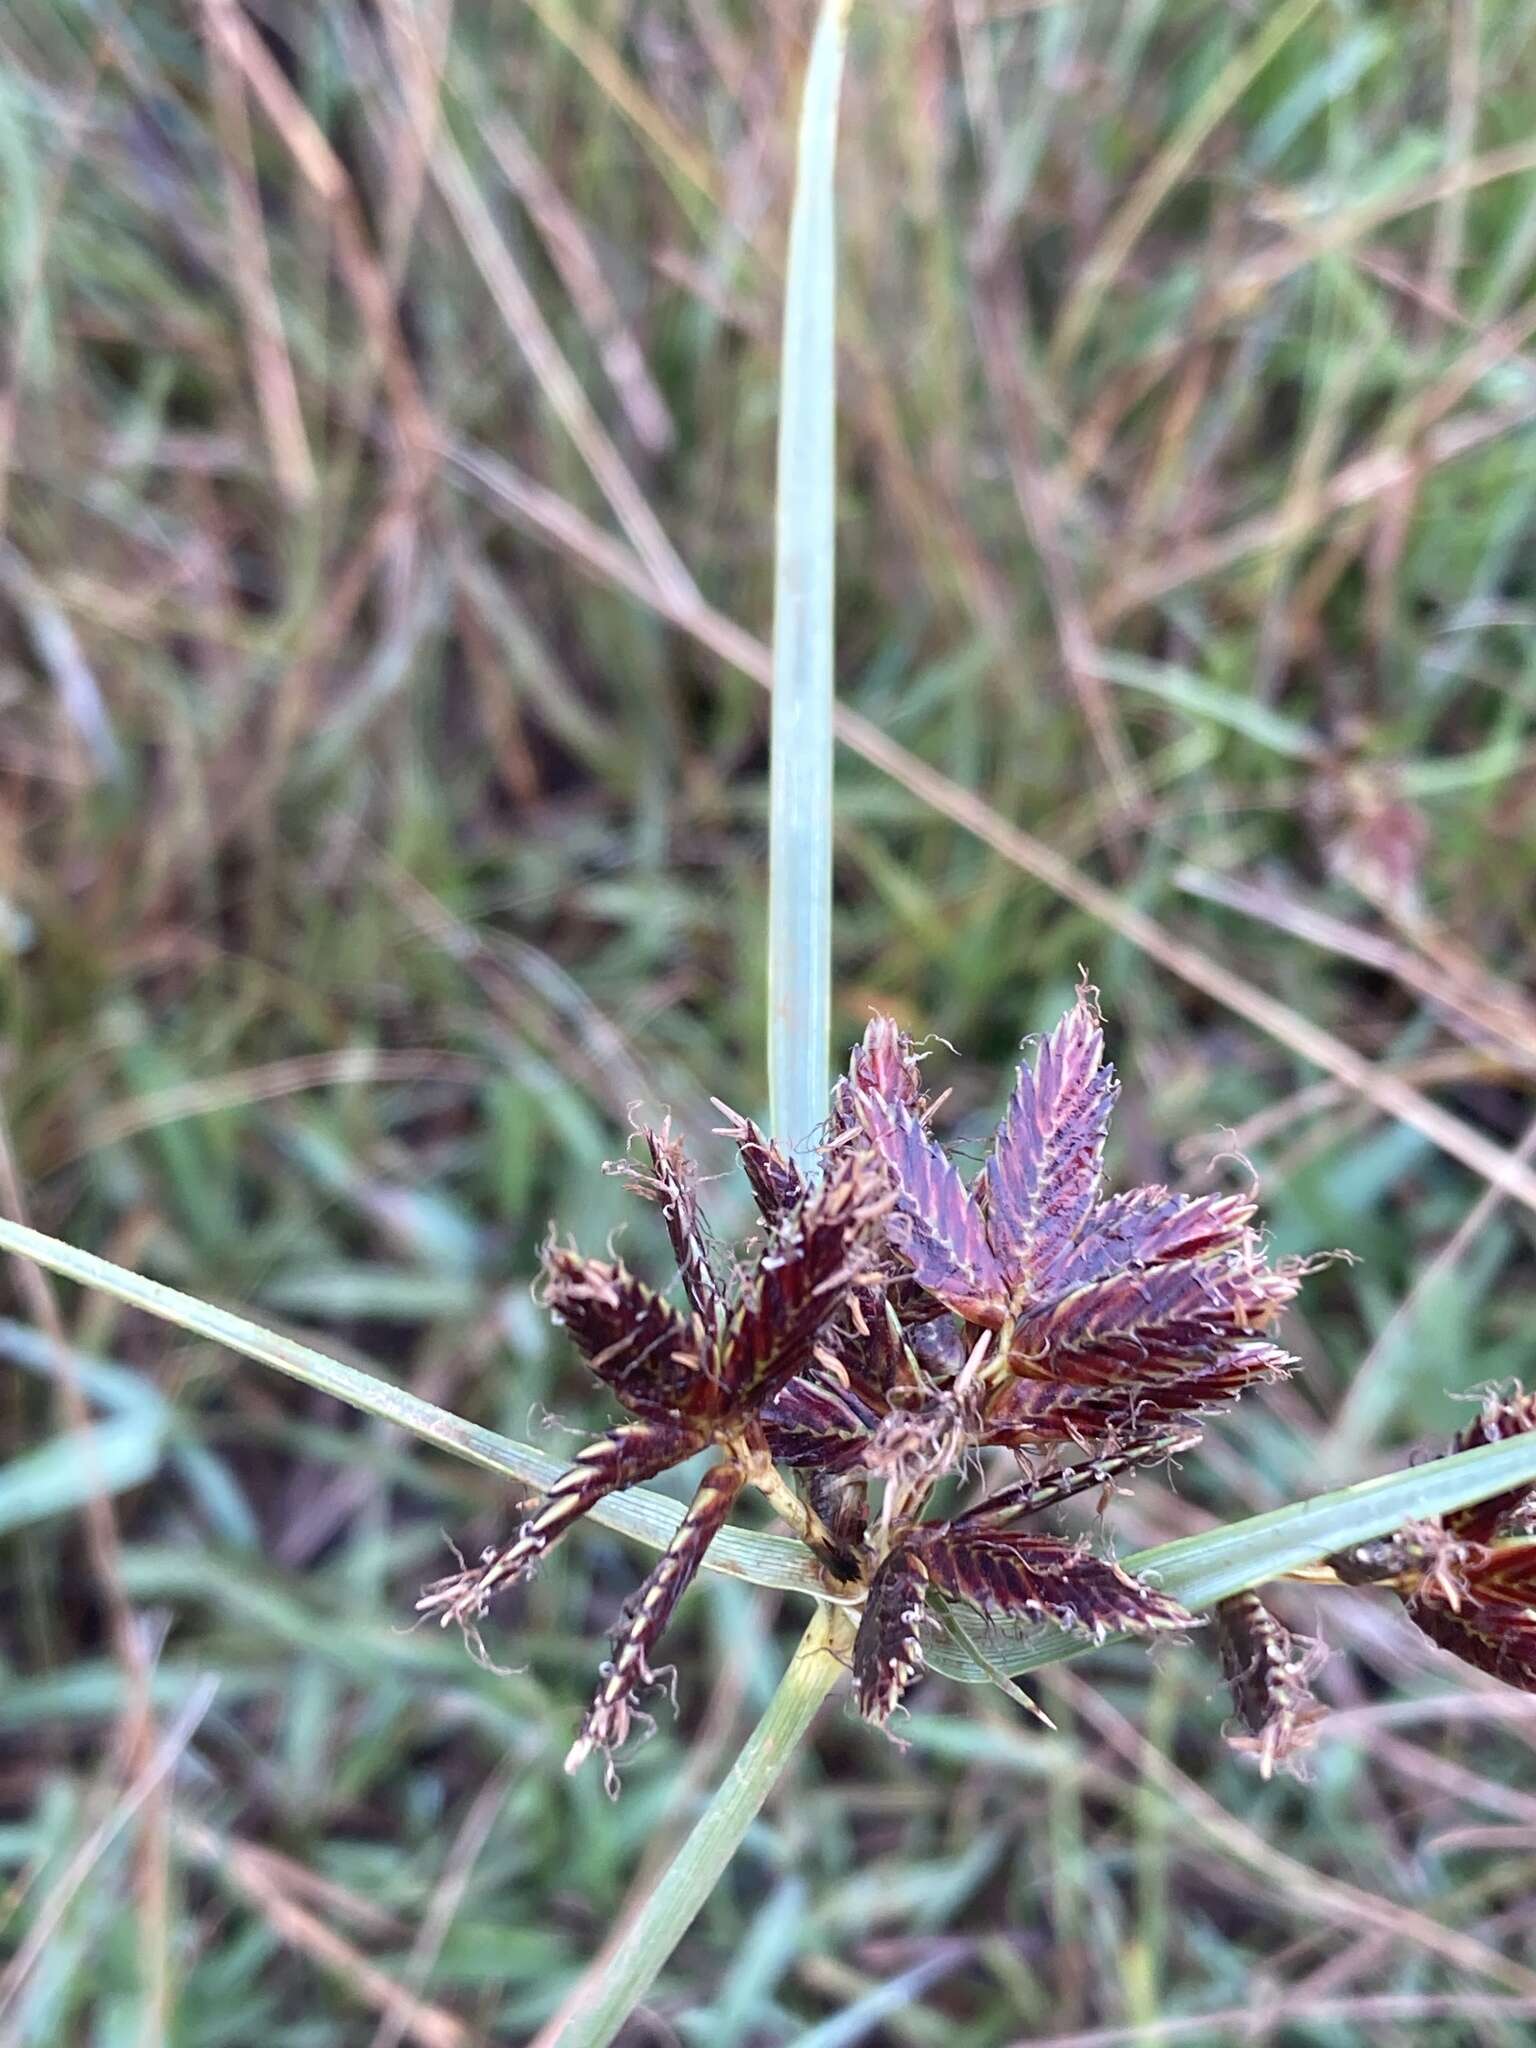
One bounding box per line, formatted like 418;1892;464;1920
9;6;1536;2045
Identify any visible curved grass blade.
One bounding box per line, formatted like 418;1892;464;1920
12;1212;1536;1647
0;1216;823;1598
766;0;851;1153
13;1213;1536;1666
939;1608;1055;1729
927;1430;1536;1682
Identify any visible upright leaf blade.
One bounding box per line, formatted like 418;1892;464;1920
767;0;850;1152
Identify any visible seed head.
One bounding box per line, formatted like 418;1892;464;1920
423;991;1311;1778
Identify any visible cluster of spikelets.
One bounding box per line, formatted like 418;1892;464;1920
420;987;1340;1782
1213;1385;1536;1780
418;992;1536;1785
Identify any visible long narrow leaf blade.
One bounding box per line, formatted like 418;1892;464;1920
767;0;850;1151
0;1217;823;1597
927;1433;1536;1682
13;1219;1533;1691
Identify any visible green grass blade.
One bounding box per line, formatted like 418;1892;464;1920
1092;651;1325;762
1049;0;1326;370
539;1604;850;2048
532;23;857;2039
0;1413;165;1537
11;1211;1536;1671
11;1205;1536;1665
927;1428;1536;1682
0;1217;823;1597
767;0;851;1151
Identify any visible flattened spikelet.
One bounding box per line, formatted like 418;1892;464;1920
1216;1590;1328;1779
950;1428;1202;1529
916;1527;1193;1642
854;1546;932;1727
1407;1541;1536;1691
615;1125;721;1325
712;1098;805;1225
982;988;1116;1293
836;1013;928;1129
1446;1389;1536;1543
1335;1392;1536;1698
722;1152;892;1403
418;1417;704;1634
1010;1251;1299;1387
855;1095;1008;1324
761;1376;879;1471
1048;1187;1256;1291
567;1461;746;1790
981;1352;1292;1445
541;1245;716;1419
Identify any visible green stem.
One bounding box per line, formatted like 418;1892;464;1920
767;0;851;1150
540;1604;852;2048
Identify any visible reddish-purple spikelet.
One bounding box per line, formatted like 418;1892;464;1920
711;1098;806;1225
416;1415;704;1635
540;1245;717;1418
721;1149;893;1404
567;1460;747;1791
913;1525;1192;1642
1007;1250;1301;1389
1444;1388;1536;1544
948;1428;1203;1528
1408;1542;1536;1690
1047;1187;1255;1291
854;1547;932;1727
761;1376;879;1470
837;1012;929;1130
424;988;1320;1774
1216;1590;1328;1779
1330;1394;1536;1698
982;988;1117;1295
854;1095;1008;1324
611;1124;721;1327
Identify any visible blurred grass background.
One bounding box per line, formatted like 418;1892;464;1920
4;1;1536;2042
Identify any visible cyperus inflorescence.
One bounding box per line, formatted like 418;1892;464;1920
421;988;1310;1786
1328;1386;1536;1693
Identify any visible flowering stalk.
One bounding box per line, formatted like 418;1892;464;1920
532;1604;852;2048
